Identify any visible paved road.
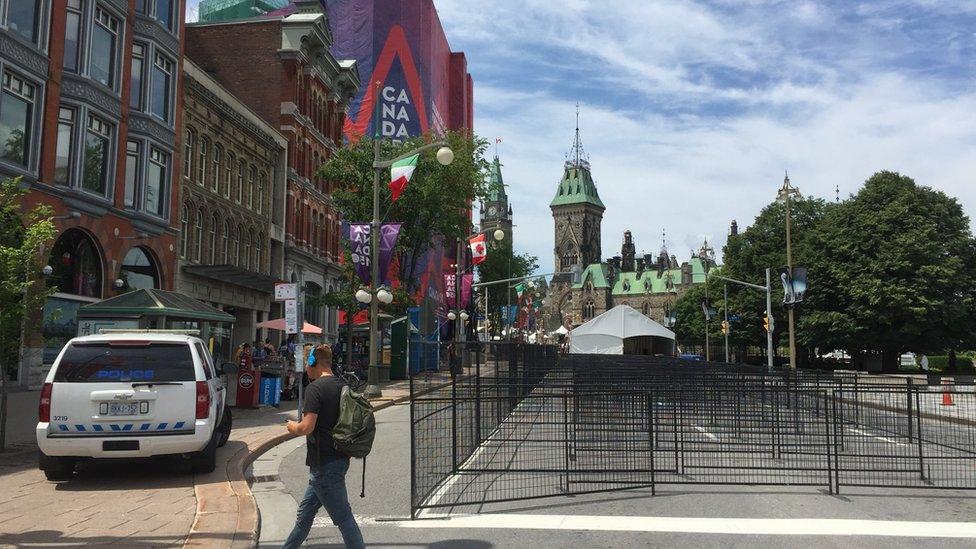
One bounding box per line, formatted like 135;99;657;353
259;403;976;548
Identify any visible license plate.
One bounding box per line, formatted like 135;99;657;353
108;402;140;416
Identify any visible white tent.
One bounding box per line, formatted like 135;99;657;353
552;325;570;336
569;305;676;355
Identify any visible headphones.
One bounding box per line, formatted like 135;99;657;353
307;349;317;367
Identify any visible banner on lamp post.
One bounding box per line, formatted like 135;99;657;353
344;222;402;285
461;274;473;307
444;272;457;307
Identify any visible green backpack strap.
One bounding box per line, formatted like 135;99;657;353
360;456;366;498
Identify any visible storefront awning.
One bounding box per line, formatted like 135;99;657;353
79;288;235;323
182;264;278;293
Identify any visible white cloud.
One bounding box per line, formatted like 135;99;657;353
440;0;976;272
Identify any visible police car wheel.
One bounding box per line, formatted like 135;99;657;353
41;455;76;481
217;407;232;448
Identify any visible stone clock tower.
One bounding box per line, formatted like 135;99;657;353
480;155;513;242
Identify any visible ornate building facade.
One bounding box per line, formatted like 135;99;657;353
479;155;512;242
4;0;187;385
545;123;713;330
176;59;287;363
186;1;359;344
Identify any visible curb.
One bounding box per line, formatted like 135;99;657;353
184;379;452;549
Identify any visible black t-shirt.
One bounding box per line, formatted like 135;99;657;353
303;376;346;466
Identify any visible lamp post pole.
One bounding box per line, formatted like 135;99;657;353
724;283;729;363
780;174;799;370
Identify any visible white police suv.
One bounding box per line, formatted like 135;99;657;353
36;332;233;480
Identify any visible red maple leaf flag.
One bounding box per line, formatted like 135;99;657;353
469;233;487;265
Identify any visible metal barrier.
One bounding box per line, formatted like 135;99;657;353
409;344;976;517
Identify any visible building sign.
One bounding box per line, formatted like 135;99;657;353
275;282;298;301
284;299;298;334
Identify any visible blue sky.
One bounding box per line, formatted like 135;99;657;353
188;1;976;273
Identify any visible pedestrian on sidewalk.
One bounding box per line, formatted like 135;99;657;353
283;344;365;549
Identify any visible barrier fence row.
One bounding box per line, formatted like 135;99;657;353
408;342;976;517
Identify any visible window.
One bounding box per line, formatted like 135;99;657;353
54;107;75;184
255;233;263;273
230;225;241;266
151;53;172;122
180;204;188;258
183;129;194;180
257;175;265;214
146;147;167;216
247;165;255;208
198;136;208;186
0;72;36;167
193;209;203;261
135;0;148;14
221;220;229;263
120;247;159;290
211;144;221;192
82;115;111;195
8;0;42;44
209;213;218;263
129;43;145;109
90;8;119;88
156;0;173;30
224;153;234;198
236;159;244;203
243;230;252;270
63;0;83;73
124;140;140;208
583;300;595;320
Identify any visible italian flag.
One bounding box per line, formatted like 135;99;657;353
469;233;487;265
389;154;419;201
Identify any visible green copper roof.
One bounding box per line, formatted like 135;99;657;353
79;289;235;322
550;165;605;209
612;269;685;295
573;263;610;289
486;156;507;202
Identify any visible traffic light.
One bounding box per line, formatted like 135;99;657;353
721;320;729;335
763;312;770;333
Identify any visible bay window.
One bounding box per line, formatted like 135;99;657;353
8;0;42;44
0;72;36;167
151;53;172;122
90;8;120;89
82;114;112;195
130;43;145;109
146;147;167;216
54;107;76;184
63;0;83;73
124;140;140;208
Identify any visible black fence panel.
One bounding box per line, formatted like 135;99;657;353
409;344;976;517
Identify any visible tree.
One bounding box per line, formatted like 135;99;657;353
1;177;57;451
721;197;831;363
804;171;976;371
475;238;538;337
319;131;491;295
673;276;725;355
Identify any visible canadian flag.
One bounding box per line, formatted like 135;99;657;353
469;234;487;265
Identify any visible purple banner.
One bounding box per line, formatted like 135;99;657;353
461;273;473;308
444;272;456;307
346;222;401;285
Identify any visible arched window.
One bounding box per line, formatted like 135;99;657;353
248;165;256;209
236;159;244;203
212;144;222;192
242;228;252;270
642;302;651;317
48;229;103;298
229;224;239;265
180;203;189;258
311;210;319;250
119;247;160;290
221;219;230;263
198;136;209;186
209;213;219;263
583;299;595;320
256;233;264;273
193;208;204;261
224;152;234;198
183;128;194;181
257;173;265;214
294;197;302;242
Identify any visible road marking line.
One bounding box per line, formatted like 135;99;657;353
693;425;719;441
395;514;976;537
847;427;907;447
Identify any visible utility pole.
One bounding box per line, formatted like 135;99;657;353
723;283;729;363
765;268;774;371
779;173;800;370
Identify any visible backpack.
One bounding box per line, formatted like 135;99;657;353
331;385;376;497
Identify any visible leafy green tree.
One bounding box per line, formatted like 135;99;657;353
475;237;538;336
721;197;831;363
673;275;725;355
804;171;976;371
1;177;57;451
319;131;491;295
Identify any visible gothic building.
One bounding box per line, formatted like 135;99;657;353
545;121;715;330
479;155;512;243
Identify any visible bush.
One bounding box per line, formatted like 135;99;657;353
925;355;975;373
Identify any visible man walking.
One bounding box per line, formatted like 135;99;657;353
283;344;365;548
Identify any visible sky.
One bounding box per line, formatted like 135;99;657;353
187;1;976;274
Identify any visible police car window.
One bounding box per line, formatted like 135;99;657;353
195;342;215;380
54;343;195;382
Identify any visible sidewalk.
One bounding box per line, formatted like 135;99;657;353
0;373;453;548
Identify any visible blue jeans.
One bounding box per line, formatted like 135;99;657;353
283;457;364;548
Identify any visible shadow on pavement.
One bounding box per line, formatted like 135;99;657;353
0;530;235;548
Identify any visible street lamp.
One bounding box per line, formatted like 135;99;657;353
777;172;802;370
493;229;505;242
459;311;469;322
365;137;454;398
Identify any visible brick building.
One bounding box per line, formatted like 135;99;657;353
177;59;287;363
2;0;187;384
186;1;359;343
